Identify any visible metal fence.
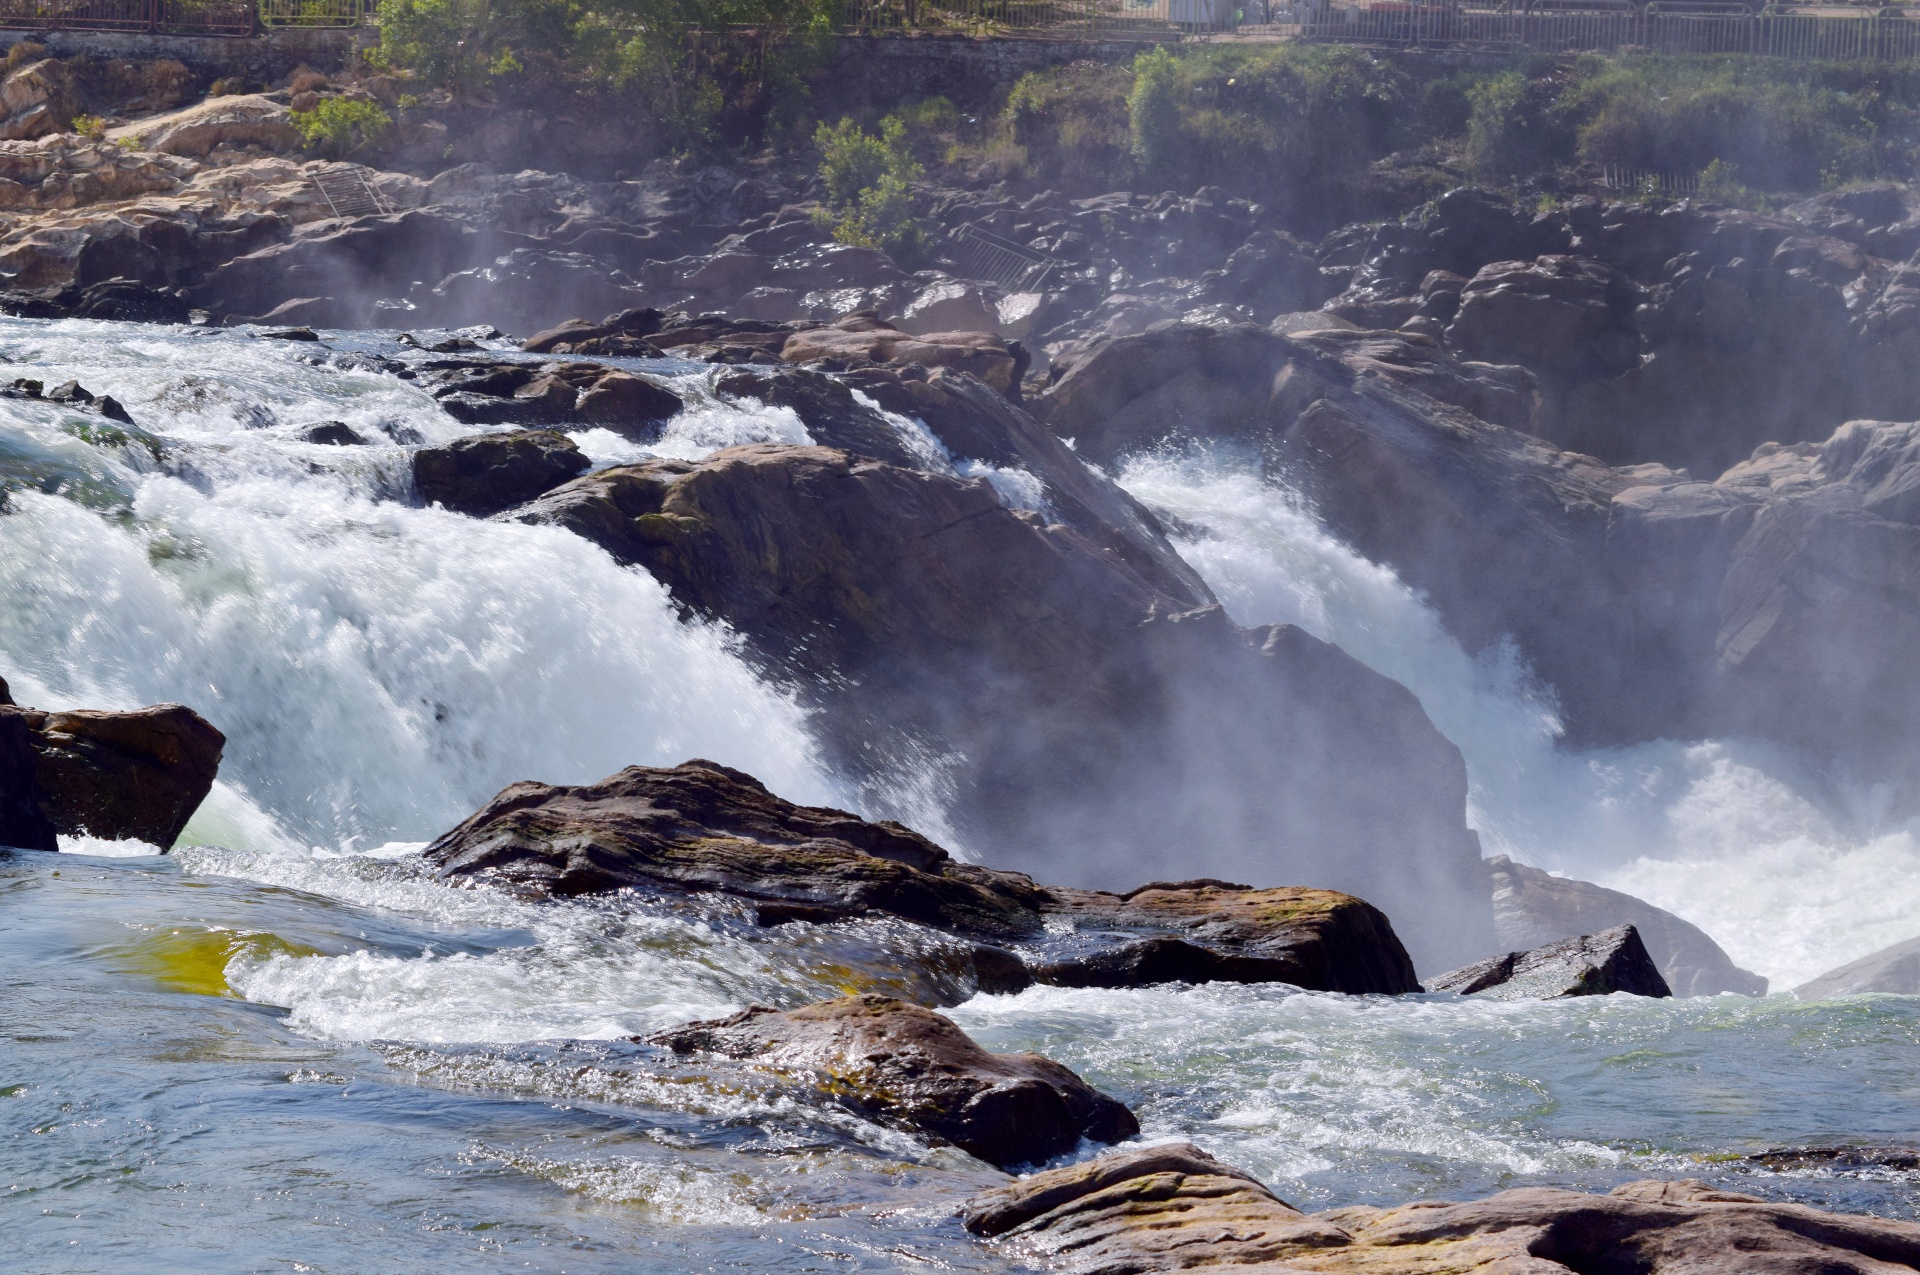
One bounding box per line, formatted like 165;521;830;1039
835;0;1206;37
0;0;360;33
1295;2;1920;62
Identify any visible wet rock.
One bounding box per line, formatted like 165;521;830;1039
1428;924;1671;1000
1748;1144;1920;1171
0;692;56;852
407;249;648;334
961;1141;1349;1261
894;279;1001;335
424;759;1051;941
1;701;223;849
1445;254;1642;388
648;994;1137;1170
518;444;1491;970
1489;855;1765;997
1795;934;1920;998
298;422;368;446
967;1145;1920;1273
713;365;925;468
782;312;1018;393
412;429;590;517
1033;882;1419;994
64;276;192;325
522;306;665;355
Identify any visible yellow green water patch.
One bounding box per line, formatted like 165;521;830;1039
105;927;321;997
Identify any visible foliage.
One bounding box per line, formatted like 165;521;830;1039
1465;66;1571;181
291;97;394;157
1127;46;1180;177
1697;158;1765;209
70;114;108;141
813;115;927;262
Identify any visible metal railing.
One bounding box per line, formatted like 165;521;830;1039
948;222;1059;287
1299;1;1920;63
0;0;361;33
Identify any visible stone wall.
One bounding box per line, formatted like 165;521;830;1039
0;28;367;81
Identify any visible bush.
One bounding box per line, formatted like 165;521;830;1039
1466;67;1574;181
291;97;393;158
1127;46;1180;177
814;115;928;262
70;114;108;141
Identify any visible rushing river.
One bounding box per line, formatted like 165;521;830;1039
3;318;1918;1272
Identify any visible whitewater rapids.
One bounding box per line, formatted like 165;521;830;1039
1;318;1916;1272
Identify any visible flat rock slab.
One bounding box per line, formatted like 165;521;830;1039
965;1143;1920;1273
423;759;1050;941
648;993;1137;1170
1427;924;1672;1000
1034;880;1419;994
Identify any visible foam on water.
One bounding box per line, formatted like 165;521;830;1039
1118;450;1920;988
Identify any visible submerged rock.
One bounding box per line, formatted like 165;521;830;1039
965;1142;1920;1273
648;993;1137;1170
1489;855;1765;997
424;759;1051;941
1428;924;1671;1000
1796;934;1920;998
0;697;223;849
1748;1144;1920;1172
412;429;590;517
1033;881;1419;994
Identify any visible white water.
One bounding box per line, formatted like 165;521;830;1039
1118;451;1920;990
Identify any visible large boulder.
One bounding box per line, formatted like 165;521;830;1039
648;994;1137;1170
518;444;1493;971
1427;924;1672;1000
1795;935;1920;998
0;694;223;849
1489;855;1765;997
0;684;56;851
424;759;1050;940
964;1144;1920;1273
412;429;590;517
1033;881;1419;994
106;94;300;158
781;313;1018;392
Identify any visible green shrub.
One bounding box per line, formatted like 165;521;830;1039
1466;68;1574;181
814;115;927;262
70;114;108;140
291;97;393;158
1127;46;1180;177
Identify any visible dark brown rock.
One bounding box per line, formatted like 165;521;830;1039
522;306;664;354
423;758;1051;941
413;429;590;517
1427;924;1672;1000
648;994;1137;1170
1489;855;1764;997
1033;882;1419;994
0;707;56;851
2;702;223;849
571;369;681;439
517;444;1494;970
965;1144;1920;1273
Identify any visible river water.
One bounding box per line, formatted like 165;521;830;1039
3;318;1917;1273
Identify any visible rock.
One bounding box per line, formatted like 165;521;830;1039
713;365;926;468
961;1141;1350;1261
1032;881;1419;994
406;249;648;334
1445;254;1642;388
781;313;1018;393
648;994;1137;1170
967;1145;1920;1273
412;429;590;517
1488;855;1765;997
571;369;682;439
1795;934;1920;998
106;94;300;158
522;306;664;354
0;702;56;851
423;759;1051;940
298;422;367;446
1428;924;1672;1000
1748;1144;1920;1171
65;277;191;325
1185;228;1335;322
0;702;223;849
894;279;1001;335
518;446;1494;971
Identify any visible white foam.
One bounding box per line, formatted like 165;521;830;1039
1118;451;1920;988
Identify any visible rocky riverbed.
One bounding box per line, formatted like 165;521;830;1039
3;50;1920;1275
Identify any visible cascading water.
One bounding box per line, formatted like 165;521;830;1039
3;319;1917;1273
1116;449;1920;991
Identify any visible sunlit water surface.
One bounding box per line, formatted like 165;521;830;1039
1;321;1917;1272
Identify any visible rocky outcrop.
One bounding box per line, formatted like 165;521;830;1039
418;357;682;436
106;94;299;159
780;312;1019;392
1428;925;1671;1000
412;429;591;517
648;994;1137;1170
964;1142;1920;1273
1033;881;1419;994
517;443;1493;971
0;693;223;849
427;761;1430;996
1489;856;1765;997
1795;934;1920;998
424;759;1052;940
